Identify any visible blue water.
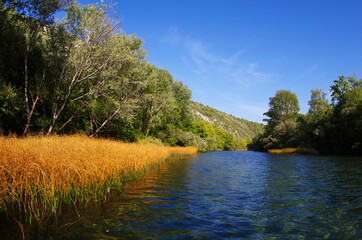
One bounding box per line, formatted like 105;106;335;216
32;151;362;239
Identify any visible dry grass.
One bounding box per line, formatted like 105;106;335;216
168;146;198;156
268;148;318;155
268;149;284;154
0;135;197;230
268;148;297;154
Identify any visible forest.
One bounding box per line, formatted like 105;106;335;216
0;0;264;151
249;76;362;155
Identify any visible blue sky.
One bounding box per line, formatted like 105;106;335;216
74;0;362;123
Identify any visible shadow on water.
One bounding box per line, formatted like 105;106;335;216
1;152;361;239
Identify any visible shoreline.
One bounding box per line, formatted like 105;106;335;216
0;135;197;238
267;148;319;155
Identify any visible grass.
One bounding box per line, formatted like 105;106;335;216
268;148;319;155
168;146;198;156
0;135;197;237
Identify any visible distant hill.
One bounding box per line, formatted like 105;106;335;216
191;101;264;140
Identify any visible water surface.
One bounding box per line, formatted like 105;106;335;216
30;151;362;239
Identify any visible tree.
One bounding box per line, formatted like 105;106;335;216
0;0;71;134
224;132;236;150
138;65;175;137
263;90;300;130
0;4;26;134
47;2;122;134
330;76;352;111
170;80;192;129
306;89;332;123
329;76;362;154
0;78;22;134
20;0;70;134
249;90;300;151
88;38;147;137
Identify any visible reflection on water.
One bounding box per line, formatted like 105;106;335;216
12;152;362;239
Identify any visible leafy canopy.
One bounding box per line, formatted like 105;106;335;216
263;90;300;127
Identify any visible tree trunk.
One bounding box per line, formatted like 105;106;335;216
23;24;40;135
89;105;122;137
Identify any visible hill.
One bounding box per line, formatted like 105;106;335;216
190;101;264;147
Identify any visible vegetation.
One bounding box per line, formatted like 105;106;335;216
268;148;319;155
0;0;258;235
0;135;197;237
0;0;261;151
249;76;362;155
190;101;263;151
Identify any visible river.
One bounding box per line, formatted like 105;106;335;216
10;151;362;239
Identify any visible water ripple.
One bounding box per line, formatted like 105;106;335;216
44;151;362;239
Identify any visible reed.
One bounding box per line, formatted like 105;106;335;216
268;148;318;155
168;146;198;156
0;135;197;234
268;148;297;154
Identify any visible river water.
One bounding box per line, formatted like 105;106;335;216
24;151;362;239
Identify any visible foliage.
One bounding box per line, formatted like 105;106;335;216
0;78;22;134
328;76;362;154
189;101;263;151
305;89;332;123
2;0;359;155
249;76;362;155
0;0;263;153
263;90;300;131
191;101;264;139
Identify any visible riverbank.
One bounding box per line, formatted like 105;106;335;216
0;135;197;237
268;148;319;155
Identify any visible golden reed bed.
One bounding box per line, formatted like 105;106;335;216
268;148;318;155
0;135;197;231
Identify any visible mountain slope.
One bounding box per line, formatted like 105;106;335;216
191;101;264;140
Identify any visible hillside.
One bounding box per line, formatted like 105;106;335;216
191;101;264;140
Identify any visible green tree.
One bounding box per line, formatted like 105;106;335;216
171;80;192;129
250;90;300;151
263;90;300;131
20;0;70;134
137;64;175;137
330;76;352;111
306;89;332;123
224;132;236;150
87;35;146;137
329;76;362;154
47;2;123;134
0;0;71;134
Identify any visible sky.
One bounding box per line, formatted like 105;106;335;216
73;0;362;123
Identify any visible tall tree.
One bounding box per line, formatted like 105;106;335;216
47;2;121;134
20;0;70;134
138;64;175;137
263;90;300;130
330;76;352;111
249;90;301;150
166;80;192;129
88;36;147;136
306;89;332;123
329;76;362;154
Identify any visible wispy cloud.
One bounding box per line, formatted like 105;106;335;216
178;36;274;88
160;27;274;122
162;26;181;45
229;63;274;88
161;27;274;88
